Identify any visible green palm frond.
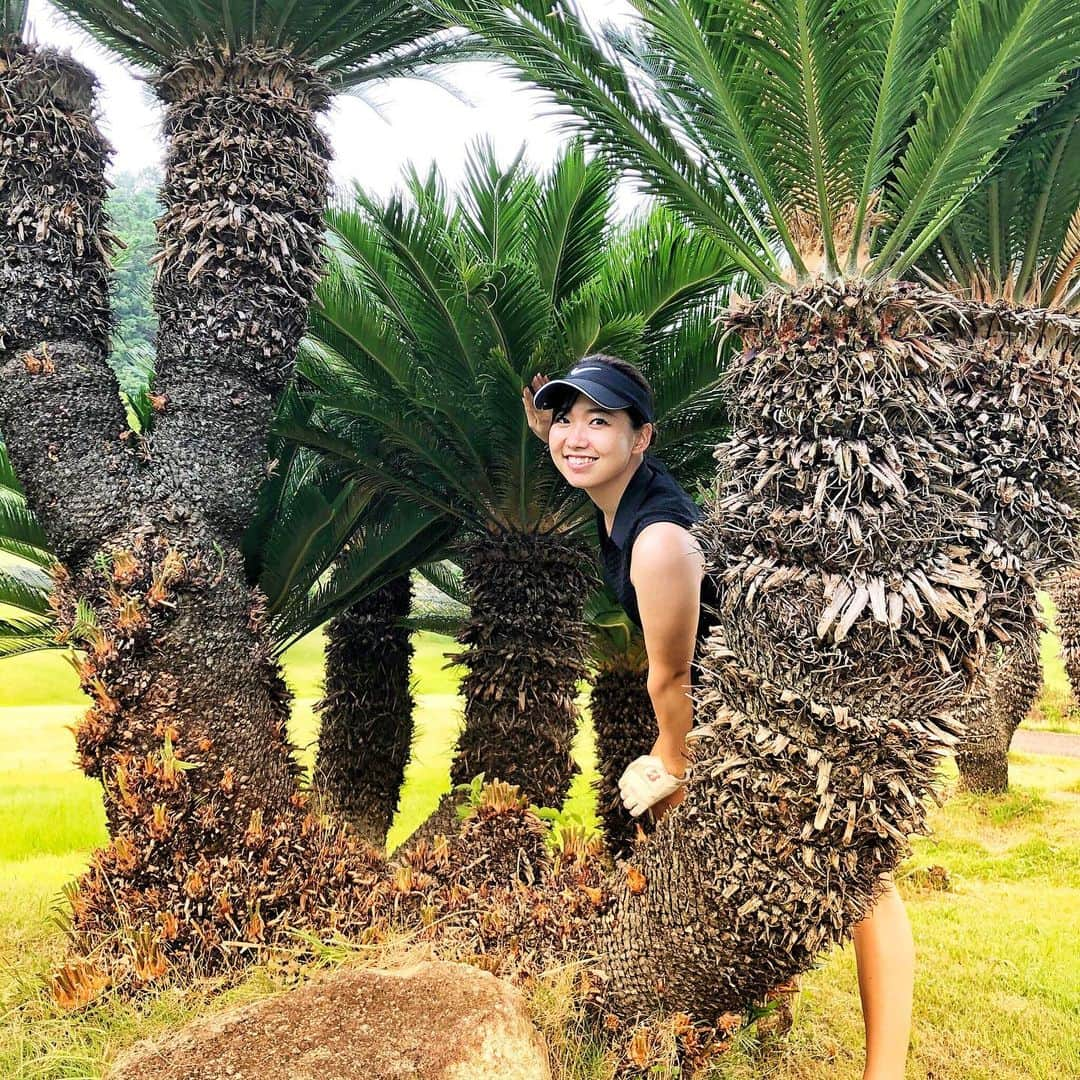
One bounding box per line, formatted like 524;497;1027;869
532;141;616;306
0;438;23;493
437;0;1079;284
431;0;783;282
585;582;645;667
299;141;735;538
0;0;29;39
117;344;158;434
408;559;468;634
257;464;353;615
47;1;472;85
0;441;52;565
271;496;455;652
0;561;54;617
590;207;739;331
0;442;61;658
0;496;53;566
417;559;467;605
1047;205;1080;309
459;140;536;264
0;613;58;659
878;0;1080;275
921;75;1080;305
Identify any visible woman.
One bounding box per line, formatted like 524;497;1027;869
523;354;914;1080
525;354;710;815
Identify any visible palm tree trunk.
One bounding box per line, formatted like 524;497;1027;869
0;45;141;562
957;629;1043;794
1050;567;1080;702
2;45;392;990
147;47;331;544
315;576;415;845
64;48;352;976
589;659;653;860
952;668;998;793
451;531;591;807
588;282;1032;1018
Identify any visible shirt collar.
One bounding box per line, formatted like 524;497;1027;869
608;456;656;549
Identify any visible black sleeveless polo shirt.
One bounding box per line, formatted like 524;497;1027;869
596;455;720;655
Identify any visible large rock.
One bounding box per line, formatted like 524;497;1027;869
107;960;551;1080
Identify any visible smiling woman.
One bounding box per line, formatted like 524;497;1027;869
526;355;717;809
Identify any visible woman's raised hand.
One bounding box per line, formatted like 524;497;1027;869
522;373;553;444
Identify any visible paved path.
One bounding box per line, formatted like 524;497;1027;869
1013;729;1080;758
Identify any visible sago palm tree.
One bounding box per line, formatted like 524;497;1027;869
2;1;478;987
1051;568;1080;701
292;140;734;823
433;0;1080;1017
919;81;1080;791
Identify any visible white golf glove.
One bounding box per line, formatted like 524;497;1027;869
617;755;689;817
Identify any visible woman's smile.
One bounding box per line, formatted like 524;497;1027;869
564;453;598;471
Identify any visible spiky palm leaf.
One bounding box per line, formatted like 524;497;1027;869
436;0;1079;282
923;78;1080;308
0;439;59;658
47;1;467;84
296;140;734;537
0;0;27;39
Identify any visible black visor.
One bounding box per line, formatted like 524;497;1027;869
532;362;655;423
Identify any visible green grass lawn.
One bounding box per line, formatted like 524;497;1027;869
1;630;1078;1078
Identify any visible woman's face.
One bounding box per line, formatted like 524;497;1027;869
548;393;651;490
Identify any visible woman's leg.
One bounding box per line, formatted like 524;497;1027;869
852;879;914;1080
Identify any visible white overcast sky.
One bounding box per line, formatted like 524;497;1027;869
25;0;637;201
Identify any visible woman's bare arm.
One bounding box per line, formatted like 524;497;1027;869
631;521;704;780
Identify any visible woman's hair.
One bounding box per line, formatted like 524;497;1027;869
553;353;657;446
586;354;654;427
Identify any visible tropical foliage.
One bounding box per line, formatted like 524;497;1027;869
919;79;1080;790
292;138;734;816
435;0;1078;283
921;79;1080;309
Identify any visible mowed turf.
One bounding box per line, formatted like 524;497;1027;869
1;631;1078;1078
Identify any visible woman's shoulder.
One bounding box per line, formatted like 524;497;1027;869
629;519;704;592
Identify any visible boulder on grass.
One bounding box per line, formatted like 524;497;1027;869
107;960;551;1080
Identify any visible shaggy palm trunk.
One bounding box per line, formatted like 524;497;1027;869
315;576;415;844
946;305;1078;792
957;629;1043;793
450;531;591;807
2;46;393;995
1050;567;1080;701
0;46;140;562
588;282;1037;1018
589;657;653;860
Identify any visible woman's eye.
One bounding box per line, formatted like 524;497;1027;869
590;417;608;426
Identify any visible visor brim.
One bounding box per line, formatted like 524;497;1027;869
533;378;633;414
